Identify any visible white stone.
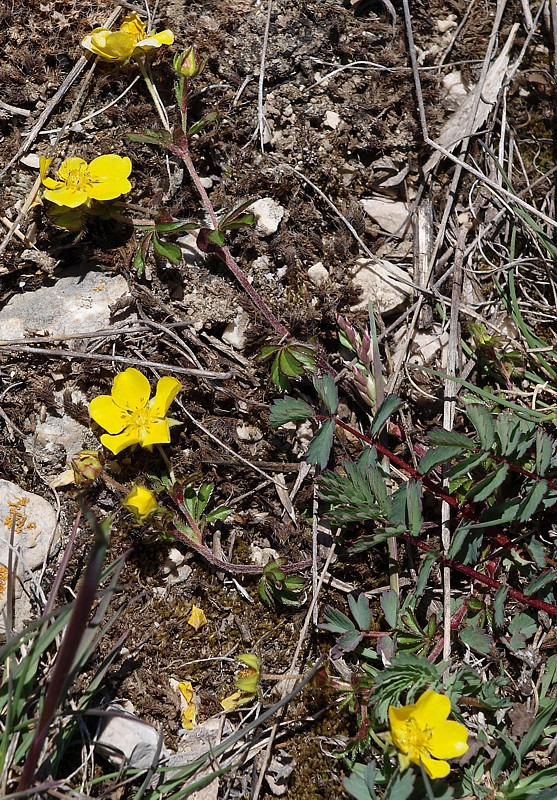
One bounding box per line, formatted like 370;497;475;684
249;198;285;236
222;309;250;350
0;480;59;634
324;110;341;129
360;197;409;236
94;703;168;769
32;389;91;463
307;262;329;286
250;544;280;566
351;258;412;315
236;423;263;442
442;71;469;101
437;16;457;33
177;233;206;267
0;270;133;341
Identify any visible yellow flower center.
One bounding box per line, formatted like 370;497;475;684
402;717;432;759
64;163;91;192
128;406;153;436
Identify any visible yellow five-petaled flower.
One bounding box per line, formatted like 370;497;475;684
89;367;182;455
40;154;132;209
389;689;469;779
82;12;174;62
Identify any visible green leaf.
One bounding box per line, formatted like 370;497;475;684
337;629;365;652
517;700;557;758
133;247;145;277
459;627;493;655
517;480;549;521
269;397;314;426
406;479;422;536
306;419;335;470
415;551;439;598
279;349;307;379
381;589;399;628
494;586;509;630
535;430;554;476
369;395;403;438
320;606;355;634
313;374;339;414
152;236;182;264
343;762;378;800
349;593;372;631
207;229;226;246
418;446;465;475
427;429;474;448
467;463;509;502
446;449;491;480
466;404;495;450
384;768;415;800
524;568;557;597
154;220;198;233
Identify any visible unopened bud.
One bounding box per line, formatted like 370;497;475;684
175;47;202;78
71;450;104;486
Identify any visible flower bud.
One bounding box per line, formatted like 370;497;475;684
71;450;105;485
123;484;158;519
175;47;202;78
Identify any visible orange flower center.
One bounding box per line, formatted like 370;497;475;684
128;406;152;437
401;717;432;759
63;163;91;192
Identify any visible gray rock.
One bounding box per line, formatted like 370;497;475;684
351;258;413;315
0;479;59;634
94;703;169;769
0;269;132;341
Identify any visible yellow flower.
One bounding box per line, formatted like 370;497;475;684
389;689;469;779
220;690;243;712
188;604;207;631
123;485;158;519
89;367;182;455
82;12;174;62
40;154;132;209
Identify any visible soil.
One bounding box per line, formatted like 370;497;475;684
1;0;556;798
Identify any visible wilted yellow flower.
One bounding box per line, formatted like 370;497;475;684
82;12;174;62
40;155;132;209
123;485;158;519
188;604;207;631
178;680;197;730
220;654;260;711
389;689;469;779
89;367;182;455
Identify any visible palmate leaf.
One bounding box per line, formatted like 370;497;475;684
313;374;339;414
466;403;495;450
319;450;391;524
269;397;314;426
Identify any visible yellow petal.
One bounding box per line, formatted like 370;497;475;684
182;702;196;730
149;376;182;418
178;680;194;703
111;368;151;412
119;12;146;40
85;30;136;61
220;691;243;711
141;418;171;448
87;154;132;201
123;485;158;518
57;157;88;179
90;395;131;434
39;157;53;182
43;185;89;208
134;29;175;52
419;754;451;780
412;690;451;728
188;605;207;631
100;428;142;455
428;721;469;760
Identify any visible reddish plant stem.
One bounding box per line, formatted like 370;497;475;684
399;533;557;617
168;134;290;338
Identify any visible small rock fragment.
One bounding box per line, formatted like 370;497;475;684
307;262;330;286
351;258;412;315
249;198;285;236
361;197;409;236
222;309;250;350
437;15;457;33
324;110;341;129
236;423;264;442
